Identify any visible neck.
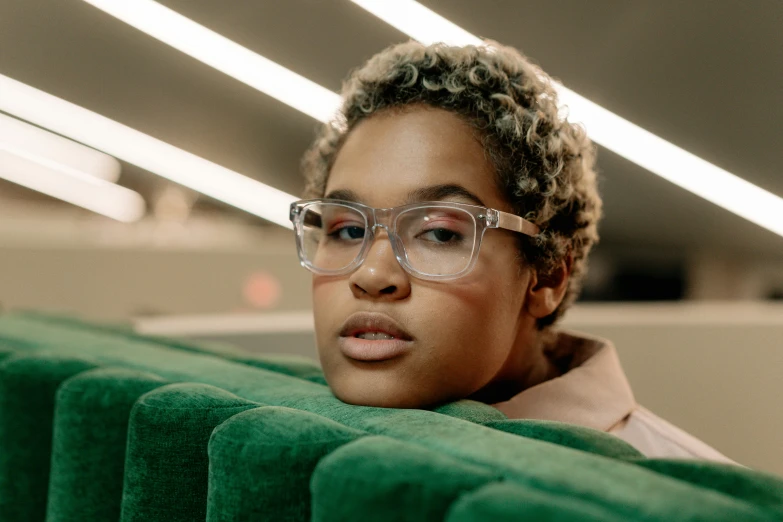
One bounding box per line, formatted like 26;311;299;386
468;325;562;405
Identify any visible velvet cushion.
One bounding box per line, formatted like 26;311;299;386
311;436;500;522
208;406;365;521
0;354;98;522
445;481;630;522
0;313;780;521
632;459;783;520
120;383;260;522
310;408;776;521
486;418;645;459
46;368;169;522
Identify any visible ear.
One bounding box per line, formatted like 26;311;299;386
524;253;573;319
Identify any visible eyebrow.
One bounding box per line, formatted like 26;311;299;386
325;184;486;207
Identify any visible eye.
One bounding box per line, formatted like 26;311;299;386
418;228;463;243
329;225;365;241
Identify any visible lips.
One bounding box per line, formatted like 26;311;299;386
338;312;413;362
339;312;413;341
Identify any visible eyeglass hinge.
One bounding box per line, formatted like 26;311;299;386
484;209;499;228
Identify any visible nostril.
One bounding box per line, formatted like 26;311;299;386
380;285;397;295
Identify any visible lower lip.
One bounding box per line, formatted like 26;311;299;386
338;336;412;362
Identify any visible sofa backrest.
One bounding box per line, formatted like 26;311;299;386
0;313;781;522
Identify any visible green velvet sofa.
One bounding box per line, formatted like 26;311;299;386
0;312;781;521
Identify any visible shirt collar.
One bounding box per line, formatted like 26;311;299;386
491;330;636;432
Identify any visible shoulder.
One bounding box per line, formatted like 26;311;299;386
612;405;736;464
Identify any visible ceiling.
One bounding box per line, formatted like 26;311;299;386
1;0;782;256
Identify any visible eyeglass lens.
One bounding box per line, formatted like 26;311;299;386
299;202;478;276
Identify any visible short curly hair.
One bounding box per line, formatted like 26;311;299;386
301;40;602;328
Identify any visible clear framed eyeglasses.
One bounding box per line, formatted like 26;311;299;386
289;198;540;281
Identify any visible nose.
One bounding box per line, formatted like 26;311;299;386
348;227;411;300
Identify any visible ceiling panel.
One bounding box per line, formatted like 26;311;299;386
1;0;781;256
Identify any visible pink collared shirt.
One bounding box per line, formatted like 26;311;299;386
491;330;735;463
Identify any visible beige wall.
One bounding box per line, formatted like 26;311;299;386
0;230;311;320
562;307;783;475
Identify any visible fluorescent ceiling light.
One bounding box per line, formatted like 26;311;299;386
81;0;341;123
79;0;783;237
0;148;145;222
0;74;296;228
0;113;121;182
554;91;783;238
349;0;482;46
351;0;783;238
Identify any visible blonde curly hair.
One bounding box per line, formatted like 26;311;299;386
301;40;602;328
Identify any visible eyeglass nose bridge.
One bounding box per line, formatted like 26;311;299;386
359;208;409;269
367;206;395;227
363;207;399;242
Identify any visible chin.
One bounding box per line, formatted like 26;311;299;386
327;372;442;410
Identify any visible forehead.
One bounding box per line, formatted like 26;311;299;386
326;106;507;209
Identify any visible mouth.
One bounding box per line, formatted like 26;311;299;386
338;312;414;362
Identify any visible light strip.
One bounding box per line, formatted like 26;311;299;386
351;0;783;238
0;148;145;222
0;113;121;183
81;0;341;123
556;91;783;238
349;0;482;46
79;0;783;236
0;74;296;228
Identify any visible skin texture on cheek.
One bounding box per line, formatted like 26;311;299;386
310;106;542;409
314;268;525;408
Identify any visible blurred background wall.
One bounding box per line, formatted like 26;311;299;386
1;0;782;473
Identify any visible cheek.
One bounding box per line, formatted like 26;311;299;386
443;239;527;359
431;269;521;372
311;275;332;310
312;276;344;345
407;248;525;396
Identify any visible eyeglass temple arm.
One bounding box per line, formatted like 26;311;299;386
492;209;540;237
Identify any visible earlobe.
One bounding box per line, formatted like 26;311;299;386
524;255;572;319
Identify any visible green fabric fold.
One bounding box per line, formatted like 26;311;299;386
0;354;99;522
446;481;630;522
208;406;365;522
46;368;169;522
486;418;644;460
311;436;500;522
120;383;260;522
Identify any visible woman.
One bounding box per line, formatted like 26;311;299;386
290;39;731;462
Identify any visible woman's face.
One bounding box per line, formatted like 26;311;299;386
313;106;534;409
